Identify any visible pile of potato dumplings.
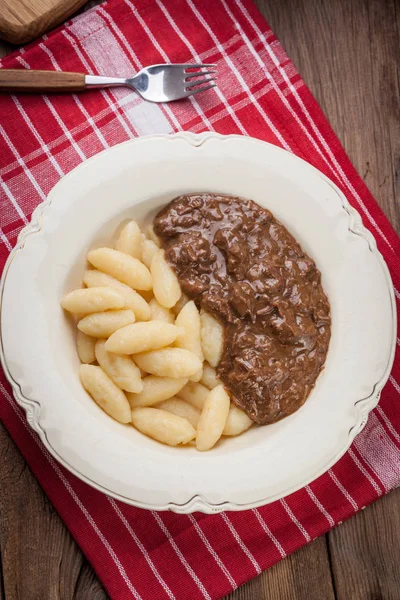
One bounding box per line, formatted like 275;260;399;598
61;220;253;451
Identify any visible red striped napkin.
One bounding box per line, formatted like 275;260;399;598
1;1;399;598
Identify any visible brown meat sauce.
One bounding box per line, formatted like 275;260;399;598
154;194;331;425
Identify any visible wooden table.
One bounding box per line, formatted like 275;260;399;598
0;0;399;598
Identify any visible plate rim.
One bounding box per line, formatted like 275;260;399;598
0;131;397;513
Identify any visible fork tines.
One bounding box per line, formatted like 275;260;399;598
183;63;217;97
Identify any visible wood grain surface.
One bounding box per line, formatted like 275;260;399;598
0;69;86;92
0;0;88;44
0;0;399;598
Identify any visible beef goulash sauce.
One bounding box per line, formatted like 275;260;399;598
154;194;331;425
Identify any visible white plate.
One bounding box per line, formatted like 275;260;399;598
0;133;396;513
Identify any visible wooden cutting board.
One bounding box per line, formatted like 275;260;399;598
0;0;88;45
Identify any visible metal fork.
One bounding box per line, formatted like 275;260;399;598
0;63;218;102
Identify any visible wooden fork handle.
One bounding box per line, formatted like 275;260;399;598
0;69;86;93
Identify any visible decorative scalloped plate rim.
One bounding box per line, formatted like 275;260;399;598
0;132;396;514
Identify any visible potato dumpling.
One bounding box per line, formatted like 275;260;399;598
87;248;152;290
131;407;195;446
133;348;202;379
196;385;230;451
80;364;131;423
